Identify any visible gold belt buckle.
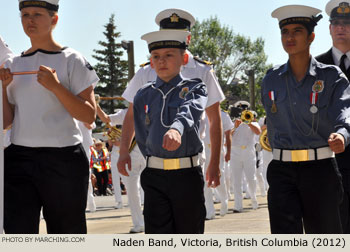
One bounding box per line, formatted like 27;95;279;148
164;158;181;170
241;145;246;150
291;150;309;162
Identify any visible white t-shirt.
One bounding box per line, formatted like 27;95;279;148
122;50;225;108
0;36;14;65
6;47;99;147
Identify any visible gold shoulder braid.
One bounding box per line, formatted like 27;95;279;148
139;61;151;67
193;56;213;65
129;138;137;153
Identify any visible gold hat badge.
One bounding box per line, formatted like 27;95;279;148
170;13;180;23
337;2;350;14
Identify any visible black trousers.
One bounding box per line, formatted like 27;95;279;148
140;166;206;234
93;169;108;196
4;144;89;234
335;146;350;233
267;158;343;234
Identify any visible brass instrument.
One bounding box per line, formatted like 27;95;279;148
103;123;137;153
95;94;125;102
103;123;122;142
241;110;254;124
259;128;272;152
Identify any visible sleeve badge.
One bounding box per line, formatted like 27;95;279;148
179;87;189;99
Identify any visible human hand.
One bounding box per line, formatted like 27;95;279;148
328;133;345;154
117;151;132;176
0;68;13;88
37;65;59;92
162;129;181;151
206;162;221;188
224;152;230;162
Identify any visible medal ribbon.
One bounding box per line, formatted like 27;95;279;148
144;105;149;114
310;92;318;106
269;91;275;101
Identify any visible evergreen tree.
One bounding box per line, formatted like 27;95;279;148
188;17;272;115
92;14;128;129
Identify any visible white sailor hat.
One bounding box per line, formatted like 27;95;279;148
141;30;191;53
233;100;250;109
271;5;322;32
326;0;350;20
155;8;195;31
19;0;59;11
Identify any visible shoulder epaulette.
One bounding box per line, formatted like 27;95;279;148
139;61;150;67
194;56;213;65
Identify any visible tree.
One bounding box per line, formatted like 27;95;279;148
92;14;128;129
188;16;272;116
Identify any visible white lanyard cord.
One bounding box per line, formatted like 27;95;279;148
151;84;178;128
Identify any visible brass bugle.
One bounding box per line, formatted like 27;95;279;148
99;96;125;101
241;110;254;124
259;128;272;152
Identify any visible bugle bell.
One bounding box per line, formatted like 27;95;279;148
259;128;272;152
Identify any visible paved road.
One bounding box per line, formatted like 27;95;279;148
40;194;270;234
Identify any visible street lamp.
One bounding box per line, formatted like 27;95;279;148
121;40;135;81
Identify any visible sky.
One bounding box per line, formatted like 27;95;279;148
0;0;333;73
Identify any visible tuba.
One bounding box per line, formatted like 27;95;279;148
241;110;254;124
259;128;272;152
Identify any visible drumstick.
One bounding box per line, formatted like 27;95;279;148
12;69;56;75
12;71;38;75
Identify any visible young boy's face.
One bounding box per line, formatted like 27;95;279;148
150;48;186;83
281;23;314;56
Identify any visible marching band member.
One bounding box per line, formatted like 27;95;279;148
0;0;98;233
230;101;261;213
133;28;207;233
118;9;224;190
263;4;350;233
97;106;145;233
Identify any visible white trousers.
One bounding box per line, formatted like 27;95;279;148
262;149;273;189
230;146;257;210
120;146;145;228
87;168;96;211
83;146;96;212
255;151;266;196
110;150;123;204
223;161;232;197
203;145;228;217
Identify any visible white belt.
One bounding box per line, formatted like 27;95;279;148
273;147;335;162
147;155;200;170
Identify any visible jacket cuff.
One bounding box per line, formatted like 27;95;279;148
170;120;184;136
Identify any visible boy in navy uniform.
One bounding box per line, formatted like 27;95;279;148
262;4;350;233
133;29;207;233
119;9;223;190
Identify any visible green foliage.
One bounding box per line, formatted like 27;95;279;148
92;14;128;129
189;16;272;117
